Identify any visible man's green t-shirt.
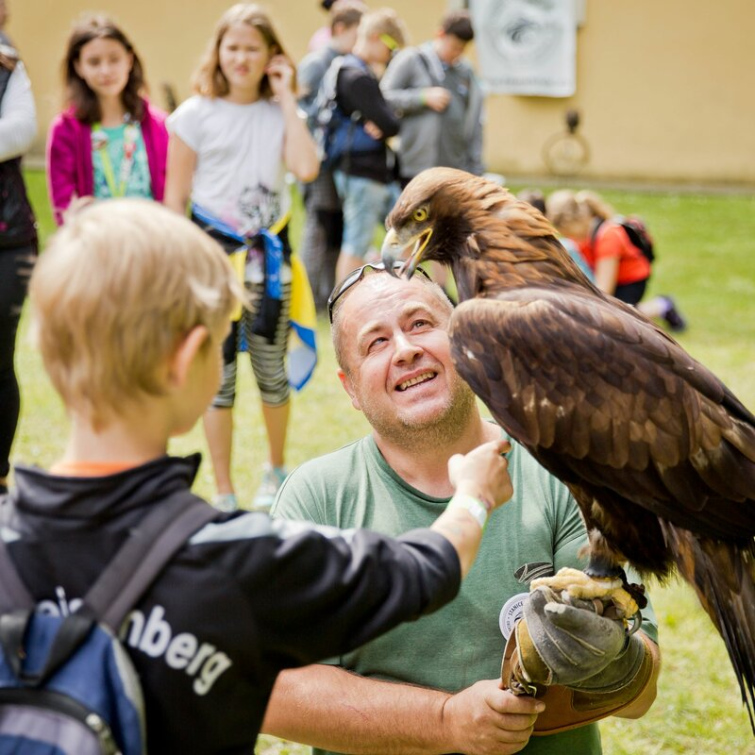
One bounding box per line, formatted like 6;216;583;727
273;432;658;755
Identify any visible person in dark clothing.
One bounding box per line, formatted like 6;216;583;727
327;7;407;283
1;197;514;753
0;6;37;495
298;1;365;311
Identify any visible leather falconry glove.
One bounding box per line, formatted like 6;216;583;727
502;586;655;735
512;586;645;690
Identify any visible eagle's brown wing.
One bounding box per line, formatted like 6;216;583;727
449;288;755;547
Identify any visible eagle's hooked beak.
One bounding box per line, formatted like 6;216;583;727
381;228;402;276
381;228;433;279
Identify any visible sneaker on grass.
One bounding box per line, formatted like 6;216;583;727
253;464;287;512
660;295;687;333
212;492;239;513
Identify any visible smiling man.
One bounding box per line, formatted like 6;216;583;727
265;265;659;755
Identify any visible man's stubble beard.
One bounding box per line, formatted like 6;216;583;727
365;378;479;451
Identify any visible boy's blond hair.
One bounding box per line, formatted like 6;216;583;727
30;199;244;427
357;8;408;47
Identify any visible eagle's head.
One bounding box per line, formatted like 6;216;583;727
381;167;504;276
381;167;593;292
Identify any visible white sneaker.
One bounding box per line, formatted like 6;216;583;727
212;492;239;512
253;465;287;512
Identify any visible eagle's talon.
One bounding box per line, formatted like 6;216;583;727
531;567;642;622
626;611;643;636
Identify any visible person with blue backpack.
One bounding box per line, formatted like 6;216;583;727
297;1;365;311
0;198;515;753
318;7;407;284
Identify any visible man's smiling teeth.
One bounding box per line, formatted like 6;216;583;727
397;372;435;391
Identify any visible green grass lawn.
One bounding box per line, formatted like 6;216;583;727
16;172;755;753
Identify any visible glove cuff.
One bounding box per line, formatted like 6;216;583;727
502;628;656;735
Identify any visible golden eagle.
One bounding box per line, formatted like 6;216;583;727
381;167;755;725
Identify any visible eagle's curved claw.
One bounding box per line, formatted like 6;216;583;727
531;566;644;630
626;611;643;637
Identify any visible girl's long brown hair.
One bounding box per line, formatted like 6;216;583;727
62;14;146;124
192;4;292;99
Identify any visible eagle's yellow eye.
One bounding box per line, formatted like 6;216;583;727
412;207;428;222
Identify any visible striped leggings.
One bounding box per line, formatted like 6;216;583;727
212;277;292;409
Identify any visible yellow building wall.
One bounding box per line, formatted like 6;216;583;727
8;0;755;185
484;0;755;184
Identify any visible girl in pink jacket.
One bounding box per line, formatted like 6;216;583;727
46;14;168;225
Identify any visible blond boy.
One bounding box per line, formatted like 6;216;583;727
3;199;514;751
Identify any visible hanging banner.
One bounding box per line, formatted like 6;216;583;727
470;0;577;97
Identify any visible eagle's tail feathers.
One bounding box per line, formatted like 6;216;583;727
663;523;755;733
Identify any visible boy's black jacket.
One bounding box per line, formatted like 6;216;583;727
2;454;461;753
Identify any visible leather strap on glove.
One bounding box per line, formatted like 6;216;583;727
501;586;656;735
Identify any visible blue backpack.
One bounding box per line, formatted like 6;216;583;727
0;494;217;754
312;54;381;169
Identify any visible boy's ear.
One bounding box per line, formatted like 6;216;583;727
338;368;361;411
169;325;210;388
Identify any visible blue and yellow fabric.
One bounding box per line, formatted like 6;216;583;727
191;204;318;390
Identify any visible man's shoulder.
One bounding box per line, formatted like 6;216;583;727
296;436;369;473
273;438;372;520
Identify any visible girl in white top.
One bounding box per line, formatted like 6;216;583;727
165;3;318;511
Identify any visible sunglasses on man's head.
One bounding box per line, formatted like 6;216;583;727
327;261;431;323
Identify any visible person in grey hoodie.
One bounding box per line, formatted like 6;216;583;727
381;10;484;188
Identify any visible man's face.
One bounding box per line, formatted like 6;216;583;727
336;274;476;444
435;33;467;65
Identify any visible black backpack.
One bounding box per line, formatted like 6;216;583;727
593;215;655;263
0;493;217;754
311;54;381;169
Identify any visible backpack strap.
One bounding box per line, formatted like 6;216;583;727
416;47;443;87
0;491;218;627
0;492;219;685
84;492;219;629
589;217;605;248
0;536;34;612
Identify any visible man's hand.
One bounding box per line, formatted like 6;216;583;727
435;440;513;578
423;86;451;112
513;586;646;690
441;680;543;755
449;438;512;511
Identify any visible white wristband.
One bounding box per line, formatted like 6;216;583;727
448;494;489;530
